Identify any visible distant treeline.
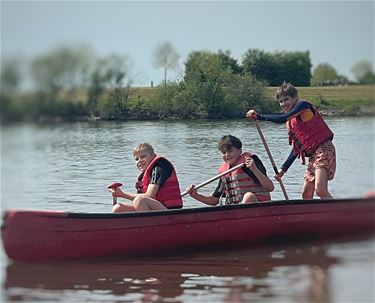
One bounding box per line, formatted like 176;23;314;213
1;45;374;122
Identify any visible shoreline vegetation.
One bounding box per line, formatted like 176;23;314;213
0;43;375;123
1;85;374;123
2;46;374;123
120;85;375;118
267;85;375;116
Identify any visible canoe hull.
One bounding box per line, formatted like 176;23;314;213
2;198;375;262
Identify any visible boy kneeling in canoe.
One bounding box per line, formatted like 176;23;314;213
110;143;183;212
186;135;274;205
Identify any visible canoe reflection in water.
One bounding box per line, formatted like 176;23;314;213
6;238;366;303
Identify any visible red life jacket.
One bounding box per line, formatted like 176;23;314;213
141;155;183;209
287;101;334;164
218;153;271;203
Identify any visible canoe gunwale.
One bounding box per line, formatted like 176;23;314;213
64;197;374;219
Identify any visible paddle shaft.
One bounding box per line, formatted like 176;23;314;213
181;162;245;197
254;120;289;200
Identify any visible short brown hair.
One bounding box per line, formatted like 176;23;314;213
133;143;155;157
276;82;298;99
218;135;242;153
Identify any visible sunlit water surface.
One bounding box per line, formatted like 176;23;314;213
1;117;374;302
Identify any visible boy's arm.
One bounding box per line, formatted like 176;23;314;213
129;161;170;199
113;160;173;201
280;149;298;173
142;183;160;199
186;180;221;206
248;156;274;192
192;192;220;205
112;188;138;201
257;101;311;123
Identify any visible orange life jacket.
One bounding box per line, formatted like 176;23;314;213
218;153;271;204
287;101;334;164
141;156;183;209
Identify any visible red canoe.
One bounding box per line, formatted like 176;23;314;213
2;197;375;262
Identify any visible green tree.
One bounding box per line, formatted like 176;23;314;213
25;44;96;120
152;42;180;85
93;54;133;119
359;71;375;84
311;63;338;86
351;60;375;84
220;73;270;117
0;57;23;121
277;51;311;86
1;58;22;95
31;44;95;98
181;50;268;117
242;49;311;86
184;51;226;114
242;49;276;84
217;50;242;74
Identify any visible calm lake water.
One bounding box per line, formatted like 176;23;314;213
1;117;374;302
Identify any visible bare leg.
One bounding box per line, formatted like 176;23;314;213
315;167;333;199
133;196;167;211
112;203;136;213
242;192;258;203
302;179;315;199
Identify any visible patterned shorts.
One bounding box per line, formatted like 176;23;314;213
304;140;336;182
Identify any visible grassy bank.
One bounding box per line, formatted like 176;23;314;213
2;85;374;123
129;85;375;116
266;85;375;116
265;85;374;102
302;85;374;115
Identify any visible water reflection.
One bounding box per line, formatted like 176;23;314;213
4;242;341;303
1;118;374;302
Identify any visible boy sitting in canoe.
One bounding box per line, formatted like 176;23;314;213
185;135;274;205
110;143;183;212
246;82;336;199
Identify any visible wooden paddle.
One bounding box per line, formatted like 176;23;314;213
181;162;245;197
254;120;289;200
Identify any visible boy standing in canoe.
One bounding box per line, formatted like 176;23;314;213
246;82;336;199
186;135;274;205
110;143;183;212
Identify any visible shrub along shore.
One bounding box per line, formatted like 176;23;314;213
1;85;374;123
128;85;375;117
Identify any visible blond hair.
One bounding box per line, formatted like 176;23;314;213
133;143;155;157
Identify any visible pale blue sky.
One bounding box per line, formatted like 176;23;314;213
1;0;374;86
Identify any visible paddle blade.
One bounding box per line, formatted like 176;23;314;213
107;182;123;189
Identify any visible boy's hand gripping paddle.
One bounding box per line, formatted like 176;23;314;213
108;182;123;205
